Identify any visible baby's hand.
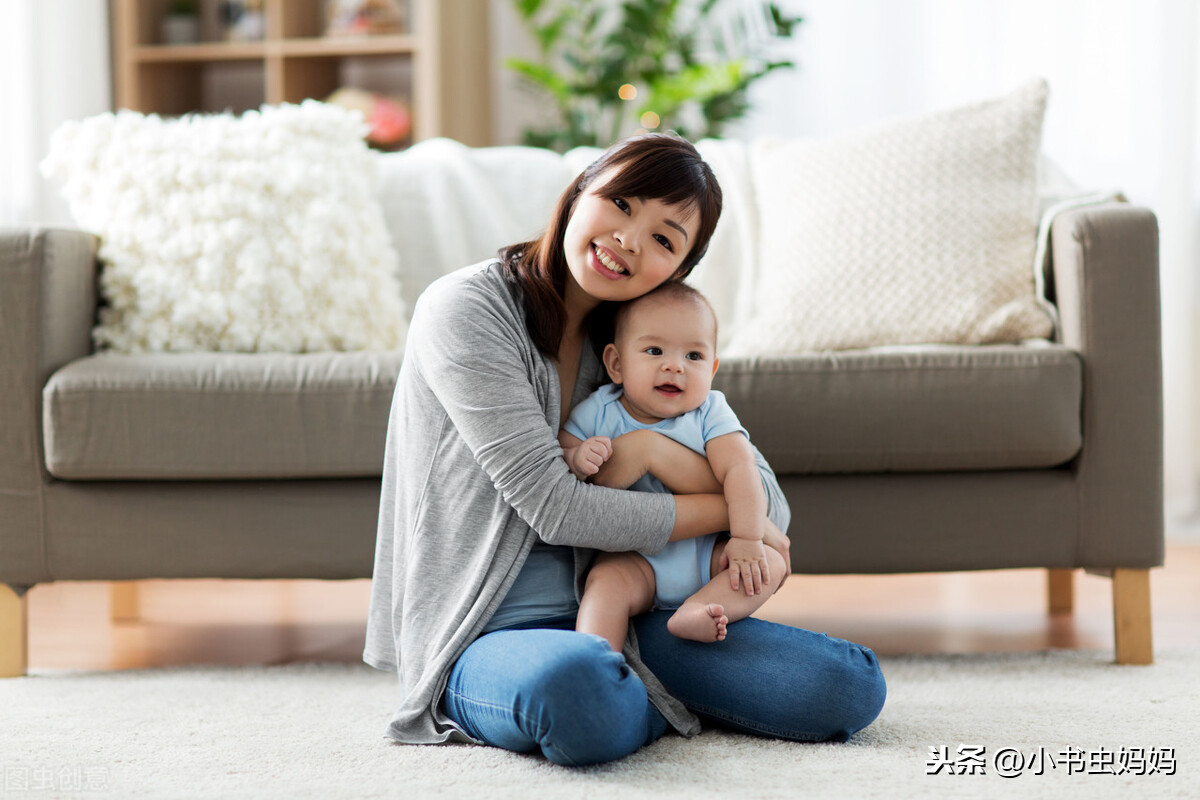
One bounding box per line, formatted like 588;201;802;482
567;436;612;480
720;536;769;596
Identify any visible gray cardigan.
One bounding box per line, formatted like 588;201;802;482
363;260;790;744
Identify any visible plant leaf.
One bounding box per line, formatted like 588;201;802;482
505;58;572;105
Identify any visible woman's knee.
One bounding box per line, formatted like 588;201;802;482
845;644;886;733
515;633;652;765
809;639;887;742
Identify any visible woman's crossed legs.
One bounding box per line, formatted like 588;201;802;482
441;615;886;766
441;626;666;766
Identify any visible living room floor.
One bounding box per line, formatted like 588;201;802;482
24;542;1200;672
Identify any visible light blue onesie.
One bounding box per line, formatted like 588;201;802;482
564;383;749;609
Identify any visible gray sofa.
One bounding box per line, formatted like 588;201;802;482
0;195;1162;677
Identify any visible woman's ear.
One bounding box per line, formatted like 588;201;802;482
603;343;623;384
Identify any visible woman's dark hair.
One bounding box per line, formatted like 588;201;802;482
499;133;723;358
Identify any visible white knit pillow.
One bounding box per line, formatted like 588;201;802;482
41;102;406;353
725;80;1053;356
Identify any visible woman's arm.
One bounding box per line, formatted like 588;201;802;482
415;280;675;554
669;493;730;542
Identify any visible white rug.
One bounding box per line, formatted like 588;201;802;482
2;650;1195;800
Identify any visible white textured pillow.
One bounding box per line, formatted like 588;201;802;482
41;101;406;353
725;80;1054;356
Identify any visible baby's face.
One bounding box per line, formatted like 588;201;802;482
604;294;718;424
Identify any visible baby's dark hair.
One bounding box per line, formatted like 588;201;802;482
613;282;718;345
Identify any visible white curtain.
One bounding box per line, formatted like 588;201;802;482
0;0;112;226
737;0;1200;521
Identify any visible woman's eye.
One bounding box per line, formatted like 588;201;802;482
654;234;674;252
613;198;630;213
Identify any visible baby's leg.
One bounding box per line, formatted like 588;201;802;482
666;540;789;643
576;551;657;651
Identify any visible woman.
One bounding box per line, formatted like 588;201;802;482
364;134;886;766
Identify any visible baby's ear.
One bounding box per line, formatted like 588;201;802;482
711;356;719;376
602;343;622;384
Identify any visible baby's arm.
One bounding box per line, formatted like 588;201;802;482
706;432;769;595
558;430;612;481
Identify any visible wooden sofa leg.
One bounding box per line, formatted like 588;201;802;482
111;581;141;622
1112;569;1153;665
1;584;29;678
1047;569;1074;614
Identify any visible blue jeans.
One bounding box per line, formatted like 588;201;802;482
441;611;886;766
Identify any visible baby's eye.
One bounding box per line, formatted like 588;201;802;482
644;346;662;356
613;197;631;213
686;352;703;361
654;233;674;252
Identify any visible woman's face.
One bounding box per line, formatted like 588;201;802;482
562;169;701;305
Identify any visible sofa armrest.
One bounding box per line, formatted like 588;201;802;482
0;228;97;587
1049;204;1163;567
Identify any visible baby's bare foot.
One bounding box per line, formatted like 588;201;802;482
667;603;728;642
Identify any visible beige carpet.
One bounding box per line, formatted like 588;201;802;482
1;649;1196;800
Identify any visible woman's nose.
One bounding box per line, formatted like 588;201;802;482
614;230;638;253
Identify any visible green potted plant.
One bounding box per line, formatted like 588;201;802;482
507;0;801;150
162;0;201;45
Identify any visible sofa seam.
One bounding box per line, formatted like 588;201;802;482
718;360;1080;376
33;231;52;585
45;387;397;396
1071;216;1092;569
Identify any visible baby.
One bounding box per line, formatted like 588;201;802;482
559;281;787;650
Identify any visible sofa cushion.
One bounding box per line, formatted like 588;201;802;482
727;80;1054;355
43;351;402;480
713;342;1081;474
43;344;1079;481
40;102;407;354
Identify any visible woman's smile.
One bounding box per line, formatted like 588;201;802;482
590;243;630;280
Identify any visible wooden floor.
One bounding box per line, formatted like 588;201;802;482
24;542;1200;671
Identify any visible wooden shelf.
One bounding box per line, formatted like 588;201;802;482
133;35;421;62
278;35;420;57
134;42;269;62
110;0;491;145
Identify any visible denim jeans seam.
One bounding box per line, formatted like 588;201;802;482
686;702;828;742
445;688;580;766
